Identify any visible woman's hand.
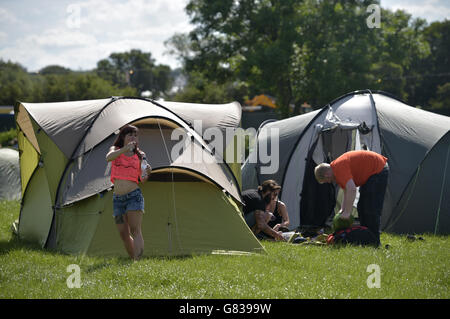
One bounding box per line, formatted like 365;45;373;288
125;141;136;152
274;231;285;241
145;163;152;175
339;209;351;219
141;163;152;182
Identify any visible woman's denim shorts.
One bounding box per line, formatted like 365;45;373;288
113;188;145;220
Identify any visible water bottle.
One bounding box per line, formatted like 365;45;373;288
141;157;149;179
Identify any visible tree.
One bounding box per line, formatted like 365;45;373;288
0;60;36;105
0;58;137;105
38;72;137;102
171;0;433;115
372;9;430;103
172;71;249;104
369;62;406;100
96;49;174;98
39;65;71;75
291;0;380;108
408;20;450;108
177;0;300;117
429;82;450;116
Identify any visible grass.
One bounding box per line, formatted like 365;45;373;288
0;200;448;299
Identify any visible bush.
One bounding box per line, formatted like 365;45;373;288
0;128;18;147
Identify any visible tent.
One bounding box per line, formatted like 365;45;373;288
14;97;263;256
242;90;450;235
0;148;21;200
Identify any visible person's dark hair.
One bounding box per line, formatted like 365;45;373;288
113;124;143;160
258;180;281;194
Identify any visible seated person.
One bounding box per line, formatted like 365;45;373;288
242;180;284;241
266;190;290;232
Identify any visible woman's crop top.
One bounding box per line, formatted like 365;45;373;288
110;153;141;184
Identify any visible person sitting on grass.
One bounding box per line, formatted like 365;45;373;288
241;180;285;241
266;188;290;232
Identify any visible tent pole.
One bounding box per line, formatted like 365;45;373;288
434;141;450;234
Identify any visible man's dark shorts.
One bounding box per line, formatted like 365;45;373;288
357;163;389;246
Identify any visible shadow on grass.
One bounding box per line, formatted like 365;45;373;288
83;254;197;272
0;235;44;256
0;233;200;275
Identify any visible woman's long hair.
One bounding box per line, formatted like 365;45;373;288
113;124;143;160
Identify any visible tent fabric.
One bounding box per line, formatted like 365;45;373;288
375;94;450;220
72;181;262;257
18;99;111;158
160;100;242;134
17;130;39;193
0;148;21;200
384;131;450;234
15;97;263;256
60;127;240;207
33;122;68;203
18;98;241;159
161;100;243;186
242;109;320;190
242;90;450;234
17;167;53;247
72;98;204;157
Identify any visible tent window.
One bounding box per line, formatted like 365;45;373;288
321;128;353;162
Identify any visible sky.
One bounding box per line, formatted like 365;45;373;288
0;0;449;72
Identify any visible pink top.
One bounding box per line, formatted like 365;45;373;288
110;153;141;184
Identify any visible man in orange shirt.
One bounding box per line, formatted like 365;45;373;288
314;150;389;246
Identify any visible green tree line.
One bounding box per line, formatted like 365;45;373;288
0;0;449;118
166;0;449;116
0;49;173;106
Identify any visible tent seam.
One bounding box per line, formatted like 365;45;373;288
434;138;450;234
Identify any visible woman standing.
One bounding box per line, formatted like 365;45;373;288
106;125;151;260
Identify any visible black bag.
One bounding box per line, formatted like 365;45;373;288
327;226;378;247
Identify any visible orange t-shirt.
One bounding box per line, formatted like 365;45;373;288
330;150;387;189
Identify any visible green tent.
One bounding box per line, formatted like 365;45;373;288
14;97;263;257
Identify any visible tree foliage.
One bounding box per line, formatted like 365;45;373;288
0;3;449;119
168;0;445;117
0;61;36;105
0;59;137;105
96;49;173;99
429;82;450;116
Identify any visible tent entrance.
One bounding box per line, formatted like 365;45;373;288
300;120;372;229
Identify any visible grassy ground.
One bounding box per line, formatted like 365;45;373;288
0;200;448;299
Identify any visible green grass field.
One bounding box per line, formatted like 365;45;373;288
0;200;448;299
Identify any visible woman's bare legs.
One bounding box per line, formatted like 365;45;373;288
116;214;135;259
127;210;144;260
